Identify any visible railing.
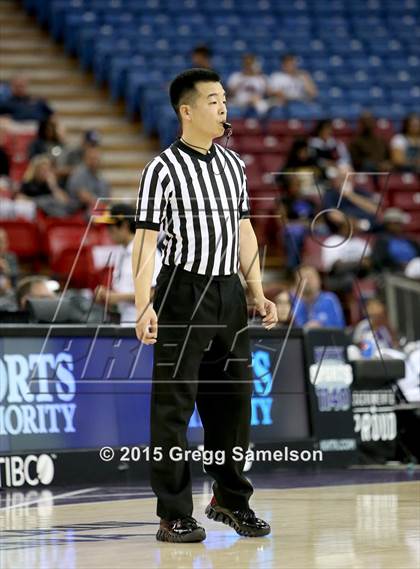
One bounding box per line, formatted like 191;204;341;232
385;273;420;342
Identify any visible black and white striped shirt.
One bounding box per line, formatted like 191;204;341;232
135;139;250;276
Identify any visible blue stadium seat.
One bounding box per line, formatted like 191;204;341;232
25;0;419;149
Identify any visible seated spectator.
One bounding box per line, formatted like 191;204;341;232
0;74;53;122
67;145;110;210
0;227;20;287
0;122;10;178
322;213;371;272
372;208;420;272
94;203;162;324
274;289;292;325
276;175;318;268
322;213;372;294
28;115;74;185
191;45;213;69
277;138;323;198
227;54;269;117
349;111;390;174
353;298;397;354
291;264;346;328
18;154;75;217
309;119;352;169
16;275;56;310
321;165;379;232
390;113;420;173
65;129;101;170
268;53;317;105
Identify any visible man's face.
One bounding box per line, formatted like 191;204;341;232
11;76;28;97
85;147;100;169
182;81;227;139
387;221;403;234
191;52;210;68
367;300;386;325
282;57;297;74
300;267;321;297
0;229;8;254
275;291;291;322
22;281;55;309
107;224;124;244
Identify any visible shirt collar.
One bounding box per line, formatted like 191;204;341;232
173;138;216;163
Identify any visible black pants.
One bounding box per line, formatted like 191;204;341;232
150;265;254;520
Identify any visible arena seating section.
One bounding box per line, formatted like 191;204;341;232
23;0;420;143
3;0;419;297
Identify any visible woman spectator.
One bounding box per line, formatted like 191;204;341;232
277;137;323;197
349;111;390;173
390;113;420;173
28;115;72;185
18;155;76;217
276;175;318;268
309;119;352;170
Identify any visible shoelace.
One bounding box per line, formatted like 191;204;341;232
234;508;257;522
173;516;197;529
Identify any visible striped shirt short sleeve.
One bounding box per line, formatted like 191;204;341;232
237;156;250;220
135;158;171;231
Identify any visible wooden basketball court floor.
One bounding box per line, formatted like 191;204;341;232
1;470;419;569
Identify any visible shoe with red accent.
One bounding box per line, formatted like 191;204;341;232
205;496;270;537
156;516;206;542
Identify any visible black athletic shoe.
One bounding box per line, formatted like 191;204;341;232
205;496;271;537
156;516;206;543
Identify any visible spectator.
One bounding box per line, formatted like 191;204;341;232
0;74;53;122
268;53;317;105
321;165;379;232
27;115;73;184
277;138;322;198
66;145;110;210
65;129;101;169
0;227;20;288
16;275;56;310
276;175;318;268
353;298;397;352
390;113;420;173
349;111;390;173
321;213;371;275
372;208;420;272
227;54;269;117
191;45;213;69
19;154;75;217
274;289;292;325
0;122;10;177
309;119;352;169
94;203;162;324
291;264;346;328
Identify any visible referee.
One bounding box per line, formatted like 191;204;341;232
132;68;278;543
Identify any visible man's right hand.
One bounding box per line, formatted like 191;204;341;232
135;304;158;344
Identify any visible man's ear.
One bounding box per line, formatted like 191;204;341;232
179;103;192;123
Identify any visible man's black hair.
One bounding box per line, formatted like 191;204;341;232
281;53;296;63
110;203;136;234
169;68;221;121
192;44;212;58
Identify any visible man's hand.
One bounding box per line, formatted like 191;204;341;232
255;296;278;330
135;304;158;344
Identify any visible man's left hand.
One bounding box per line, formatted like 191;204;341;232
255;296;278;330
